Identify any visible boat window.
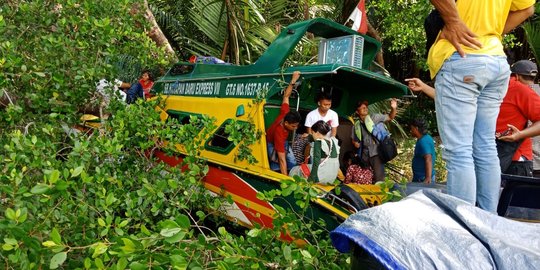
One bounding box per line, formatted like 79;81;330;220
205;119;238;154
169;64;194;76
166;110;203;128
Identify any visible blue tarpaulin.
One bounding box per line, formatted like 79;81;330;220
330;190;540;270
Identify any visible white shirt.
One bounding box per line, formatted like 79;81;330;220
304;108;339;139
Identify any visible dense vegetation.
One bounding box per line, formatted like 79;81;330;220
1;0;538;269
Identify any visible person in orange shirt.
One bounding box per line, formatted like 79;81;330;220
126;70;155;104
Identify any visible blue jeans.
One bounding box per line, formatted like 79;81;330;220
434;53;510;213
267;142;297;172
126;82;144;104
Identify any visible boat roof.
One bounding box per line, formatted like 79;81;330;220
154;18;408;112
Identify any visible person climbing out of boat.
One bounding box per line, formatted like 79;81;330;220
289;120;340;184
266;71;302;175
126;70;155;104
351;99;397;183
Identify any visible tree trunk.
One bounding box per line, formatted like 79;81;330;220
142;0;177;61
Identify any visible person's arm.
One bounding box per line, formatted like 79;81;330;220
423;154;433;184
278;151;288;175
503;5;535;34
430;0;482;57
330;112;339;137
351;125;361;149
499;122;540;142
388;98;398;121
331;127;337;138
405;78;436;99
309;140;323;182
282;71;301;105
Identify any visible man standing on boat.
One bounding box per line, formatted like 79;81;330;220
305;91;339;139
266;71;302;175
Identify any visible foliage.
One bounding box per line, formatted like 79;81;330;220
386;137;447;185
522;2;540;62
150;0;303;64
0;0;352;269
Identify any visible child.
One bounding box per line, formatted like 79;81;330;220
342;151;373;185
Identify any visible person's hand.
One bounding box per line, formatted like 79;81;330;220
390;98;398;109
405;78;427;93
440;20;482;57
498;124;521;142
424;178;432;185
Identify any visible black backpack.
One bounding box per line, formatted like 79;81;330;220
378;136;398;164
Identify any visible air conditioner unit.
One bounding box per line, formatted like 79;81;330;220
318;35;364;69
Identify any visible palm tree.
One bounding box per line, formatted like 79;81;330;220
150;0;302;64
522;3;540;63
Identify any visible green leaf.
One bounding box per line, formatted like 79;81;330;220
92;242;108;258
116;257;128;270
120;238;136;254
247;228;260;237
4;238;17;246
129;262;146;270
30;183;49;194
5;208;16;220
164;231;186;243
95;258;105;269
49;252;67;269
224;256;241;264
105;193;116;206
140;224;151;236
71;166;84;178
218;227;228;236
49;170;60;184
160;227;181;237
176;214;190;229
84;258;91;269
2;244;13;251
118;219;130;228
98;218;106;227
283;245;292;261
51;228;61;244
300;249;312;259
42;241;57;247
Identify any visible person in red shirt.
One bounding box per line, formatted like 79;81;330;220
266;71;302;175
126;70;155;104
407;60;540;177
496;60;540;176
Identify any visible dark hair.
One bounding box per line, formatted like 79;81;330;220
315;91;332;103
284;111;301;124
518;74;536;82
410;118;428;135
311;120;331;136
356;100;369;108
141;69;155;82
343;151;356;163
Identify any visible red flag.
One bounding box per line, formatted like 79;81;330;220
348;0;368;34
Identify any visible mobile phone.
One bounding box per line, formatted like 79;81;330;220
499;128;512;137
